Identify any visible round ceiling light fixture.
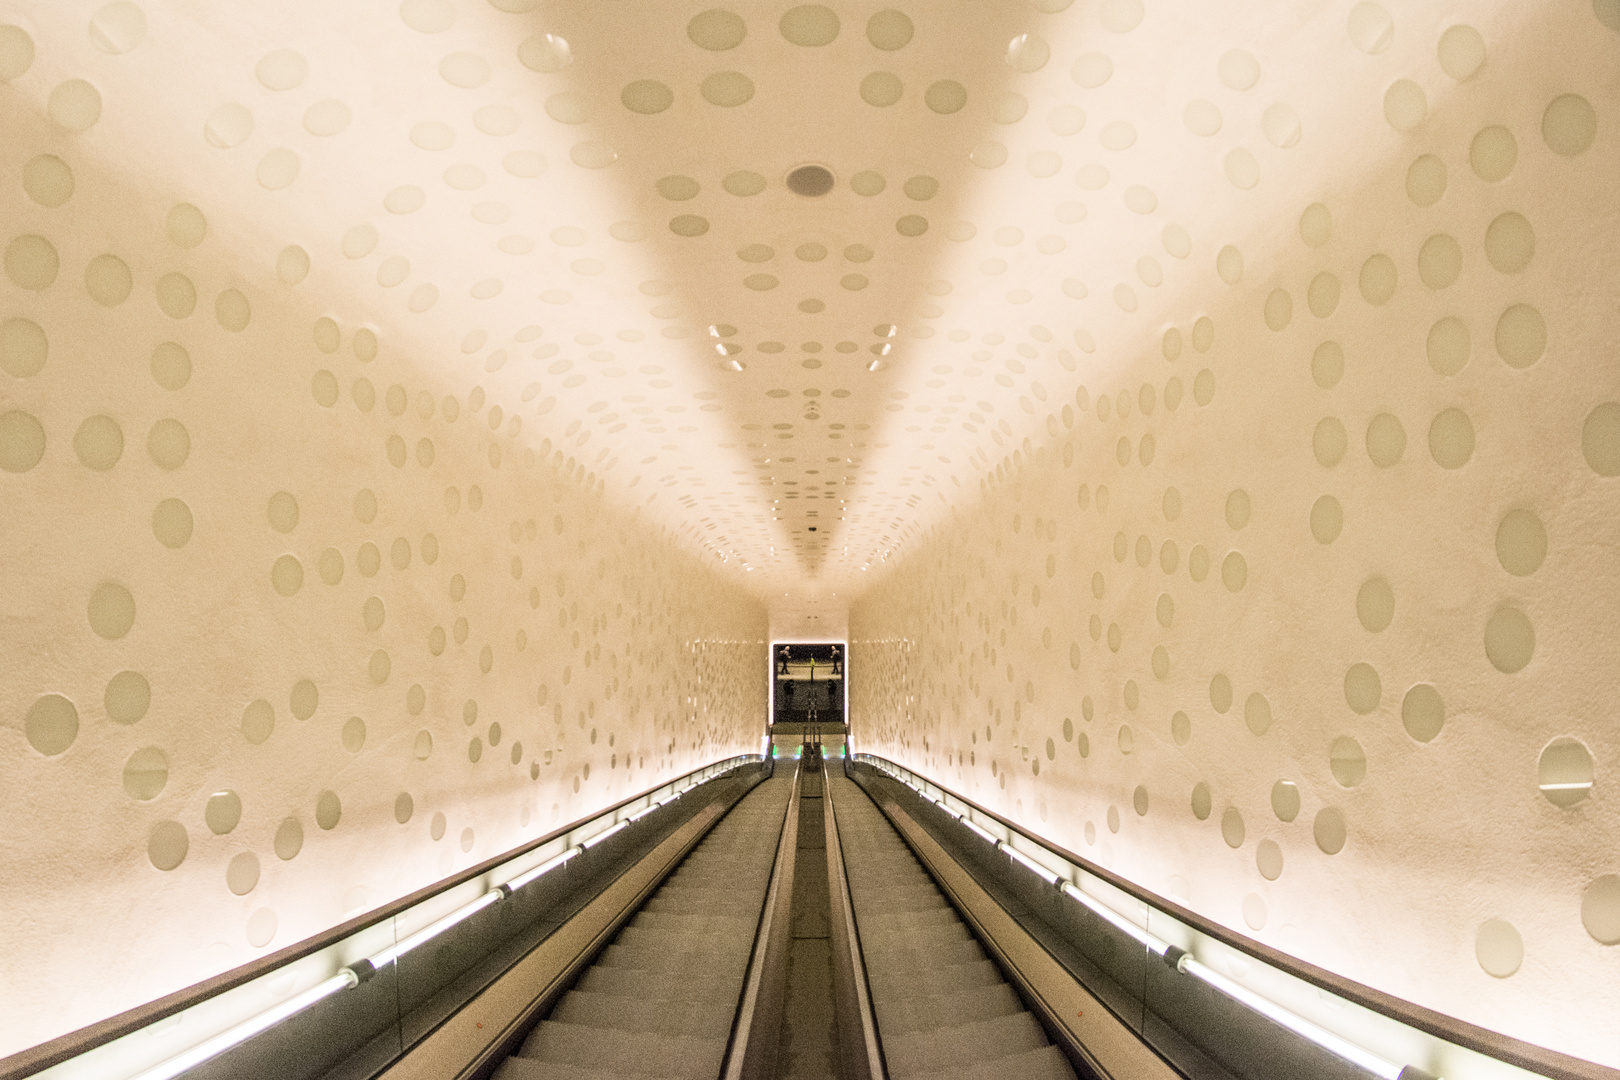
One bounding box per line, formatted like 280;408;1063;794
786;164;835;197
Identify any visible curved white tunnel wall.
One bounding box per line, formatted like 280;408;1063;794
852;3;1619;1068
0;20;768;1057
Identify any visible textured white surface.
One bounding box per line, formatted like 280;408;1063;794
850;0;1620;1067
1;0;1617;1067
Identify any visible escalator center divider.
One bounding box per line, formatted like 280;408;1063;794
718;760;803;1080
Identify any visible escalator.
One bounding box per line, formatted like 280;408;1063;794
480;753;1081;1080
494;774;794;1080
24;749;1572;1080
828;772;1075;1080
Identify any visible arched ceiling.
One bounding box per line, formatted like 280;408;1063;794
3;0;1542;609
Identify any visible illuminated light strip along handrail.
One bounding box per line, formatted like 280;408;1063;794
128;972;358;1080
857;756;1437;1080
117;754;760;1080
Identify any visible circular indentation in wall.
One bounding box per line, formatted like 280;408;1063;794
267;491;299;533
1469;125;1516;182
49;80;102;131
151;342;191;389
395;793;414;824
316;790;341;830
1438;24;1485;79
780;5;839;45
1582;875;1620;945
1221;807;1245;848
6;234;58;290
1359;254;1398;305
1271;781;1299;822
1538;736;1594;808
1475;920;1522;978
342;717;366;752
73;415;123;470
105;670;150;724
1418;234;1462;289
1006;33;1050;72
1257;840;1283;881
925;80;967;114
723;171;766;195
1542;94;1596;156
123;747;168;800
88;581;136;639
867;9;912;49
1401;684;1445;742
274;817;304;860
1312;342;1344;388
147;418;190;468
23;155;74;208
1310;496;1344;544
1494;305;1545;369
1484;606;1534;673
1427;316;1469;375
1383;79;1426;131
272;555;304;596
1586;403;1620;476
0;24;36;79
1432;409;1483;469
461;828;475;852
224;851;259;895
242;699;274;744
1347;2;1393;52
1495;510;1547;576
246;908;277;947
1244;693;1271;736
1366;413;1406;466
206;790;242;834
25;693;78;755
1356;577;1394;632
1190;782;1212;820
0;317;47;377
148;821;188;870
1133;785;1149;816
1484;212;1534;273
1330;737;1367;786
1171;711;1191;745
1314;807;1346;854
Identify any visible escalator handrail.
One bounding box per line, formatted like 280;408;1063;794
854;754;1616;1080
3;753;763;1080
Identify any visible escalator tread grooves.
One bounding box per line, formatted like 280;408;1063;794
493;775;793;1080
832;774;1078;1080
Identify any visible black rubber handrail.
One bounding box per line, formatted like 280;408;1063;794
1;755;759;1080
855;754;1617;1080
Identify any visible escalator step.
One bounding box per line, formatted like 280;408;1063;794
881;1010;1047;1076
493;1056;685;1080
516;1020;724;1079
866;957;1007;999
872;982;1025;1036
573;965;744;1003
926;1044;1077;1080
550;990;740;1036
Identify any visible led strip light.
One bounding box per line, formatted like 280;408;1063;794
861;756;1440;1080
122;755;756;1080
